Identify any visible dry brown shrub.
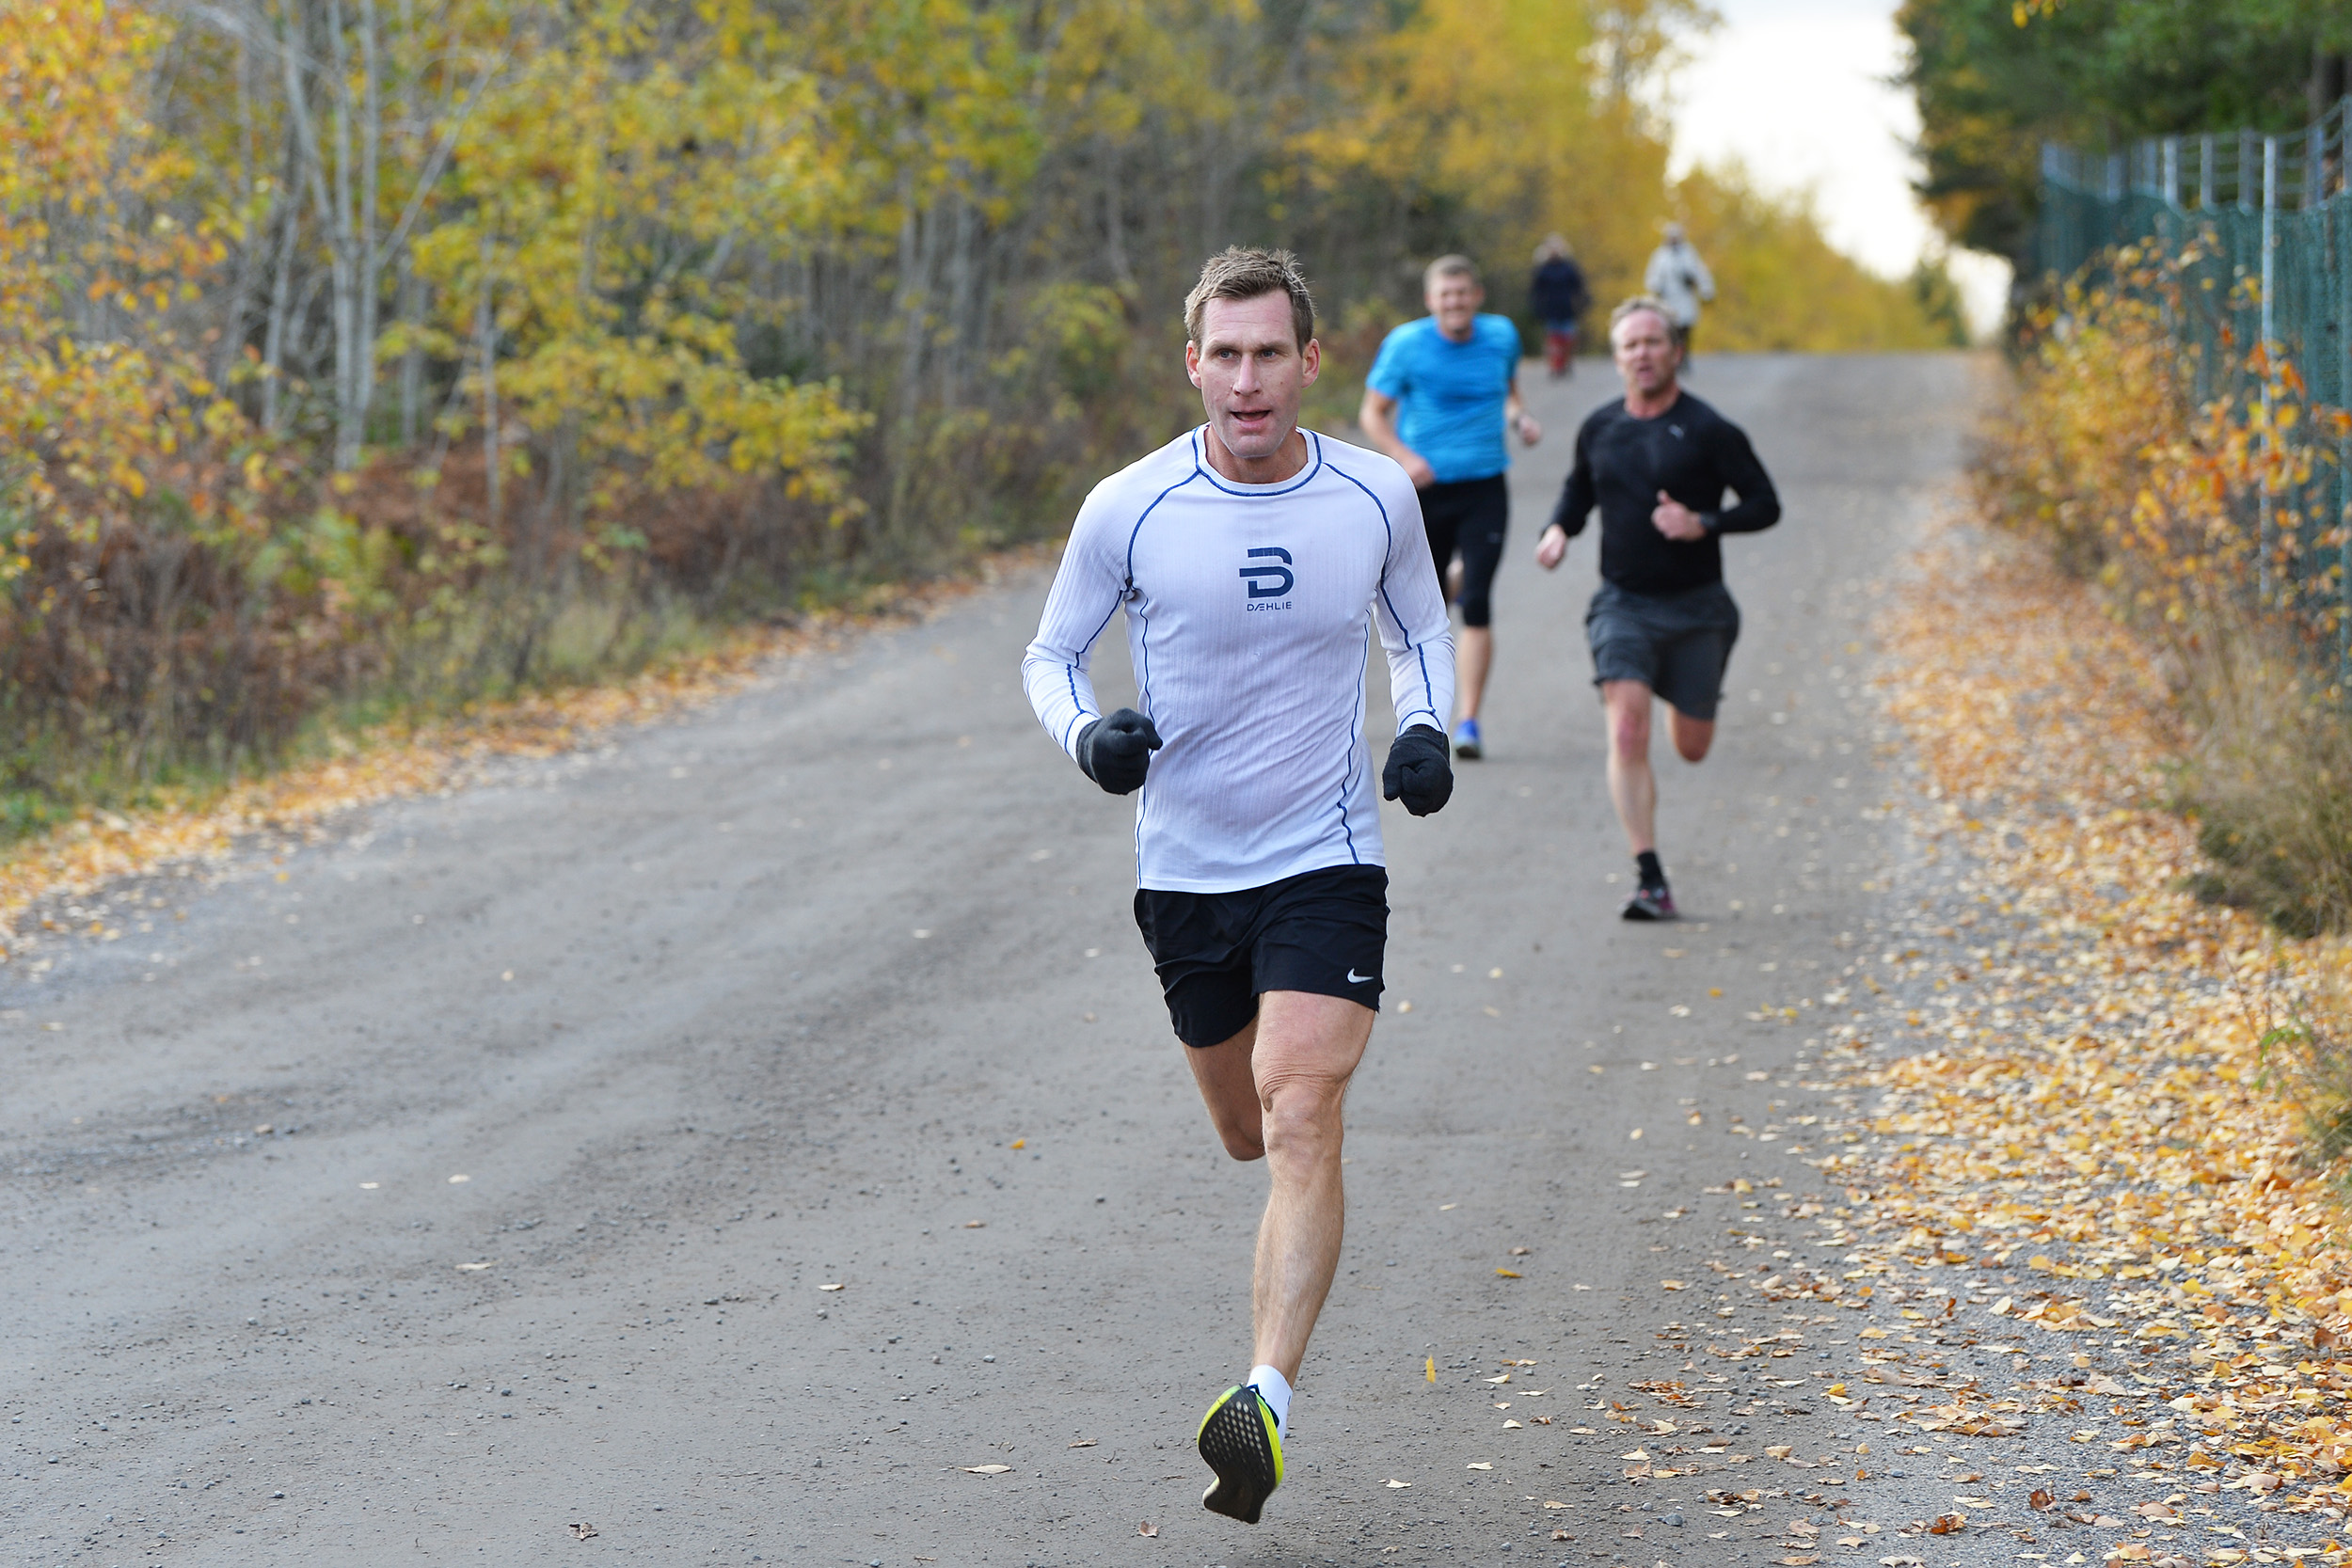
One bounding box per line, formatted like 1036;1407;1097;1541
1980;248;2352;937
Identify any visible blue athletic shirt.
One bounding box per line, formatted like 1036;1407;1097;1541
1364;313;1523;484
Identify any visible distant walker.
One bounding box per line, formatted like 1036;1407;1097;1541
1531;234;1590;381
1644;223;1716;360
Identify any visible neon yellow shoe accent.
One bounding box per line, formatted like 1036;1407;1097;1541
1197;1383;1283;1523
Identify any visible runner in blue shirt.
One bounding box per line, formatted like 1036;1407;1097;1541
1358;255;1539;758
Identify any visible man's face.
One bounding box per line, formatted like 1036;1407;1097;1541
1613;309;1681;398
1186;292;1319;463
1426;272;1482;337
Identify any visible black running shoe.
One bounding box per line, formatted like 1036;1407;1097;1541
1197;1384;1284;1524
1622;884;1677;921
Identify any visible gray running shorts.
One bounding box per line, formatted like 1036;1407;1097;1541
1585;579;1740;721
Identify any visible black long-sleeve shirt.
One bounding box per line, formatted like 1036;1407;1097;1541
1549;391;1779;596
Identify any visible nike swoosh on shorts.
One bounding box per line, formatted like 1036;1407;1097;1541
1345;969;1375;984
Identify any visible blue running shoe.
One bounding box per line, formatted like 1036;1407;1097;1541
1451;719;1483;760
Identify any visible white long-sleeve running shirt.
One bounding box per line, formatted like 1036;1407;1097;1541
1023;427;1456;894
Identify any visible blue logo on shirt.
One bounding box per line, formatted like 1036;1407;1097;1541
1239;547;1295;601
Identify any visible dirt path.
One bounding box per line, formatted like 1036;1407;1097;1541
3;353;1992;1566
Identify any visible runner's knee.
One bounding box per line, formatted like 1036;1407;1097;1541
1215;1121;1267;1163
1674;722;1712;763
1609;701;1650;759
1257;1068;1348;1153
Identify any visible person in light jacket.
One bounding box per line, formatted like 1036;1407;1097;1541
1643;222;1716;358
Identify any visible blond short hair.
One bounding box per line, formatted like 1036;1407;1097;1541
1609;294;1682;346
1184;247;1316;351
1423;254;1480;290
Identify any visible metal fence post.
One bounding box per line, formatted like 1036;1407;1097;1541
2262;135;2279;603
2342;102;2352;684
2038;109;2352;684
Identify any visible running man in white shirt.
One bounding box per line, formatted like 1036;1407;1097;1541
1023;246;1456;1526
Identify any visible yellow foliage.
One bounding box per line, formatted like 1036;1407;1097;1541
407;0;866;522
0;0;267;550
1294;0;1952;349
1980;245;2328;638
1672;167;1963;352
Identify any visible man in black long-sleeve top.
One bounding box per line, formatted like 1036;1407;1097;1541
1535;295;1779;920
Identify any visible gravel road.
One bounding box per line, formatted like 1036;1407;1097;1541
5;353;1993;1567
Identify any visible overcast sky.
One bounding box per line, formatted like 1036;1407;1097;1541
1665;0;2012;336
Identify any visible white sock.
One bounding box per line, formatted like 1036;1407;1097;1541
1248;1364;1292;1439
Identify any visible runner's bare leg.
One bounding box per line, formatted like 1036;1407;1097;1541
1669;710;1714;764
1603;677;1659;854
1456;626;1494;722
1184;990;1373;1381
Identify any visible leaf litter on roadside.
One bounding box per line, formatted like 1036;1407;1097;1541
1783;526;2352;1523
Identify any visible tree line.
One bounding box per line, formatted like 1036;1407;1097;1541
1900;0;2351;264
0;0;1953;830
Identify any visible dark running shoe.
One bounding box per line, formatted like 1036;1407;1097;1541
1197;1384;1284;1524
1622;884;1678;921
1452;718;1483;760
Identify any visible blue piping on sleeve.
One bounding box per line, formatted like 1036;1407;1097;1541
1327;451;1444;730
1126;470;1201;582
1331;628;1367;863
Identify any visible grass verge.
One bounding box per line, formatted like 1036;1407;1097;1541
0;551;1041;946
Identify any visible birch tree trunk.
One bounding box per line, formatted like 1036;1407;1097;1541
352;0;382;462
262;192;301;433
321;0;359;463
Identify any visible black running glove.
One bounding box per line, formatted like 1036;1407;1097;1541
1382;724;1454;816
1075;707;1162;795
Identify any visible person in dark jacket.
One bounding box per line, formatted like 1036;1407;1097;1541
1534;294;1780;921
1531;234;1590;379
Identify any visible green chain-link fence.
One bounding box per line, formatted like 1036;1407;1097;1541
2039;107;2352;674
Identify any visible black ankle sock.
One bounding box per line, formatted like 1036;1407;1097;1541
1636;850;1665;889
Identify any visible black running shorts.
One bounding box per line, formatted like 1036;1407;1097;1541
1420;475;1508;629
1132;865;1389;1047
1585;578;1741;721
